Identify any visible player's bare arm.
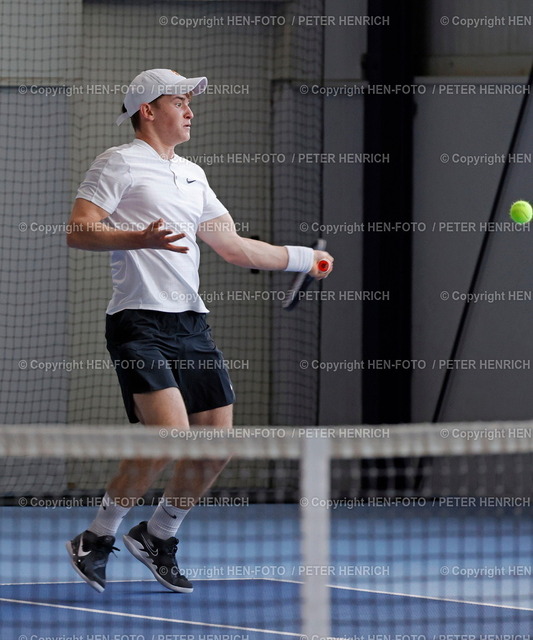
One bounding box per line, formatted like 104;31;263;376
66;198;189;253
198;213;333;279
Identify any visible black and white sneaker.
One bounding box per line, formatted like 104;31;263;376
66;530;119;593
123;521;193;593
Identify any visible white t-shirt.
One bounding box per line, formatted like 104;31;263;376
76;139;228;314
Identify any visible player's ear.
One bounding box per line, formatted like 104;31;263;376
138;102;156;123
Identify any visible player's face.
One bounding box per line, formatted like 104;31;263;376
151;94;194;145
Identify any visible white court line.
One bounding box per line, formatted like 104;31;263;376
1;576;532;618
214;576;533;613
0;596;302;638
0;576;270;586
324;582;533;613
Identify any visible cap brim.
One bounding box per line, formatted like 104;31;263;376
115;112;131;126
188;76;208;95
167;76;208;96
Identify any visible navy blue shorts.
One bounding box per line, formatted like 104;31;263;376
106;309;235;423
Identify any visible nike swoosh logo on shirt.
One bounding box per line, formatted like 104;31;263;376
186;178;196;183
77;534;91;557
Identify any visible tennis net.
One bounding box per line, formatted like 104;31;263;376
1;422;532;638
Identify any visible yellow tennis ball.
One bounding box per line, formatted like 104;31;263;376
510;200;532;224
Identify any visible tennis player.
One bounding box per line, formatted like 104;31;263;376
65;68;333;594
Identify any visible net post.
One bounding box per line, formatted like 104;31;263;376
300;430;331;637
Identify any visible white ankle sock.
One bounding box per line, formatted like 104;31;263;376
88;494;130;537
147;499;189;539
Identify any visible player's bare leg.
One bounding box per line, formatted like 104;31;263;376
106;387;190;500
67;384;233;592
120;389;232;592
161;403;233;509
106;390;232;503
65;387;190;592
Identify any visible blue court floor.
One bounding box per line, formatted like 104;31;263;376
1;504;532;638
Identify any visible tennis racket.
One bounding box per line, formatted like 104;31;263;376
282;238;330;311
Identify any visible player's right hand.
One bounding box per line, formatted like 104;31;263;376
309;250;334;279
141;219;190;252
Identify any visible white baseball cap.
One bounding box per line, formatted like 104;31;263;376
116;68;208;126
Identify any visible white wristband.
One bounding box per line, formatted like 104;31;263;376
284;245;315;273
